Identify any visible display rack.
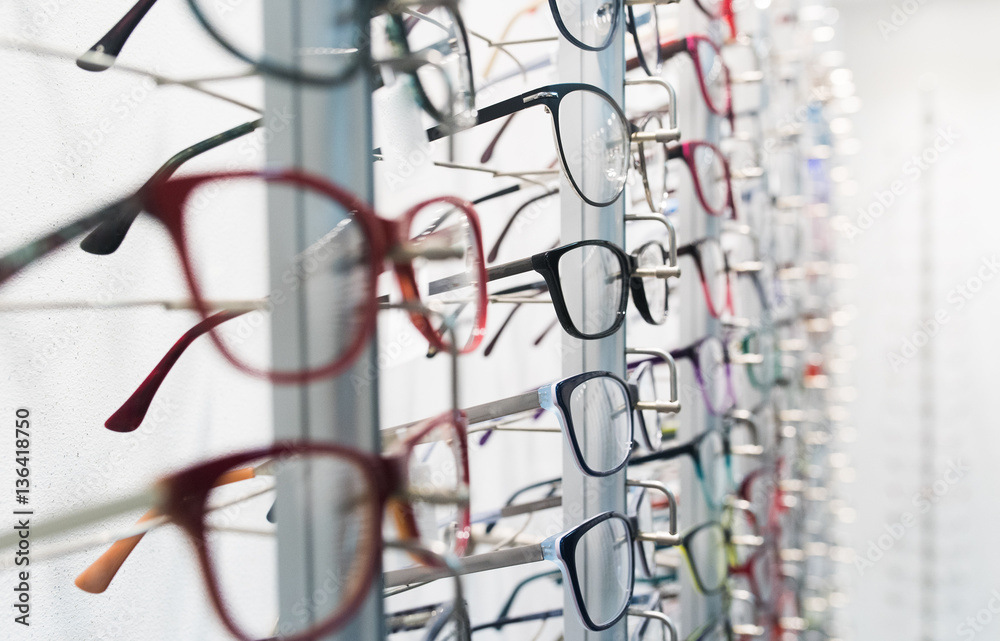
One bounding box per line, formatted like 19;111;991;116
264;2;383;639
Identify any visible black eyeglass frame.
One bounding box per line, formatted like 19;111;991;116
425;83;633;208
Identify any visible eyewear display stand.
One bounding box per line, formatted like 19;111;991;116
557;16;629;641
264;3;383;641
676;3;717;635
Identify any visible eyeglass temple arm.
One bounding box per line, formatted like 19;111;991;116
471;608;564;633
0;488;158;556
80;119;263;255
627;608;679;641
385;543;545;588
480;113;517;163
425;89;538;144
427;255;534;297
494;569;563;623
77;0;159;71
625;214;680;277
463;388;542;425
626;348;680;410
625;78;681;138
480;0;545;76
488;188;559;262
105;310;249;433
74;466;259;594
0;196;142;286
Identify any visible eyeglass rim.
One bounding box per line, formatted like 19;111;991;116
552;370;638;476
547;0;623;52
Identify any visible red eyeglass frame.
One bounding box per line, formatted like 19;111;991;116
660;35;734;129
0;169;490;386
154;170;488;384
669;140;737;218
76;410;471;641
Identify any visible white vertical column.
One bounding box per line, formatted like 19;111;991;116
264;2;382;641
558;11;627;641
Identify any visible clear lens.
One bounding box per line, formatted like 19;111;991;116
694;37;729;115
630;5;661;74
697;430;729;507
183;176;371;375
698;239;729;316
639;116;668;212
691;143;731;215
745;328;778;392
409;201;482;352
203;451;377;639
558;244;624;337
189;0;361;81
634;363;662;450
686;523;727;593
553;0;618;49
557;90;630;206
401;7;475;123
637;243;668;325
575;516;632;627
696;336;732;414
403;420;467;554
567;375;632;474
633;487;656;577
734;272;766;328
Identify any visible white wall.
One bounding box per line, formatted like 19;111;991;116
835;1;1000;639
0;3;270;639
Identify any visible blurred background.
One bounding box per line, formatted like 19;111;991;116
834;1;1000;640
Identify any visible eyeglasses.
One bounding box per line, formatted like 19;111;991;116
669;141;737;217
373;2;477;127
78;119;262;256
453;239;674;340
627;35;732;128
79;1;477;124
678;237;733;319
629;360;675;451
423;83;631;207
78;0;371;84
626;336;736;417
385;510;636;632
673;335;737;415
0;170;488;387
465;598;678;641
459;370;640;476
631;497;732;596
2;413;470;641
384;544;473;641
630;428;733;510
477;478;731;598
